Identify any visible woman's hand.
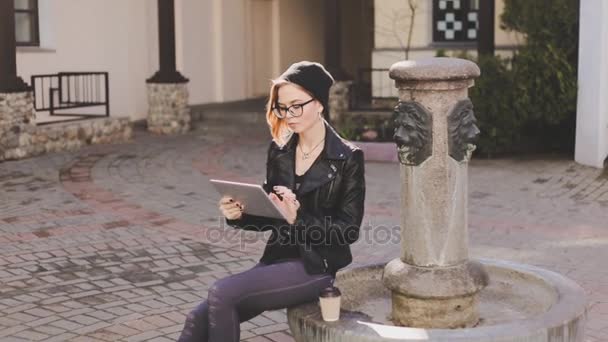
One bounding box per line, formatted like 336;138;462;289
270;186;300;224
219;196;244;220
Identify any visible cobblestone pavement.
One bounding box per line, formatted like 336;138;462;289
0;121;607;341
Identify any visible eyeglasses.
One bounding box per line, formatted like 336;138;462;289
272;98;315;119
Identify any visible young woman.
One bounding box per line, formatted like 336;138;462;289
178;61;366;342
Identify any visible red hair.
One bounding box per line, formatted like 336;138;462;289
265;80;289;145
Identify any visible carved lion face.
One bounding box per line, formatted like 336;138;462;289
392;101;432;165
448;99;480;162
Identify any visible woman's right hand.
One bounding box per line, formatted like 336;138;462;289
219;196;244;220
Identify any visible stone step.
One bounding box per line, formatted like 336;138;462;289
190;97;268;124
344;109;393;117
191;110;267;124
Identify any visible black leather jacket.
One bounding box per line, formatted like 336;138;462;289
226;121;366;275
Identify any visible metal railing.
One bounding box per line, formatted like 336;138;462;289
31;72;109;125
349;68;398;111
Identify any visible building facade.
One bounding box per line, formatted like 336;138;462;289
4;0;607;167
373;0;521;63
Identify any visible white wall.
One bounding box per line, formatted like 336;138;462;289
176;0;217;104
16;0;154;121
220;0;248;102
176;0;250;104
16;0;238;115
374;0;432;50
575;0;608;168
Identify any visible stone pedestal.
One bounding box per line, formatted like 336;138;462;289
0;91;37;160
382;57;488;328
329;80;352;124
146;83;191;134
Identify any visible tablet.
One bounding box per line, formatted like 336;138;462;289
209;179;287;220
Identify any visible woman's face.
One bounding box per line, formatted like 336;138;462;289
276;83;323;134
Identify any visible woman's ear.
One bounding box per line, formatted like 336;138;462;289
316;101;325;115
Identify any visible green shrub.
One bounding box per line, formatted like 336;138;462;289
469;55;520;156
435;49;448;57
469;0;579;156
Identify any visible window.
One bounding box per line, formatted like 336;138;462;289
433;0;479;43
14;0;39;46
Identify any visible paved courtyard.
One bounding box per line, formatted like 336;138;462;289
0;119;607;341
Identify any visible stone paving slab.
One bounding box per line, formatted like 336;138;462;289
0;121;606;341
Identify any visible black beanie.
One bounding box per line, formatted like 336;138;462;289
277;61;335;114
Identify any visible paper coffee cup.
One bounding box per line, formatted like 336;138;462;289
319;286;341;322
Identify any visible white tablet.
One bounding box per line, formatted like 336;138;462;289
209;179;287;220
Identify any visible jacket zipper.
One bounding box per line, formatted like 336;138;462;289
326;180;334;202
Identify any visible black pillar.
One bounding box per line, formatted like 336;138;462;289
147;0;188;83
324;0;349;81
0;0;30;93
477;0;495;56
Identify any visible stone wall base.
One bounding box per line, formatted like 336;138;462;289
1;91;132;162
0;118;133;162
329;80;353;124
147;83;191;134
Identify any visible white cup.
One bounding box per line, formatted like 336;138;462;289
319;286;341;322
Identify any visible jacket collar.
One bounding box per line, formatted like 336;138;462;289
272;120;351;196
277;120;350;161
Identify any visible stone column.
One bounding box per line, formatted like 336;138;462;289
146;83;190;135
146;0;190;134
575;0;608;168
0;1;36;161
382;58;488;328
0;92;37;161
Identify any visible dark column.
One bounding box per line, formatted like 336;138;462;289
0;0;30;93
477;0;495;56
147;0;188;83
324;0;350;81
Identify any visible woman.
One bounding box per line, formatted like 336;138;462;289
178;61;366;342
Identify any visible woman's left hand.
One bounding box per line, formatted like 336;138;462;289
270;186;300;224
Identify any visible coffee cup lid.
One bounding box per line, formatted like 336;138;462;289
319;286;341;298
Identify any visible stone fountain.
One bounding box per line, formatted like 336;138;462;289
287;58;587;341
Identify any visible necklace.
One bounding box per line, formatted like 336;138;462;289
298;138;325;160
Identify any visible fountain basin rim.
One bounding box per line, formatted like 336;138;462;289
287;258;587;341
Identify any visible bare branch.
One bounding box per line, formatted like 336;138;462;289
374;1;420;59
405;0;419;59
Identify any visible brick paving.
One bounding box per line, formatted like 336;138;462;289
0;120;607;341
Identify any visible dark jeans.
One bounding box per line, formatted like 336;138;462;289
177;258;334;342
